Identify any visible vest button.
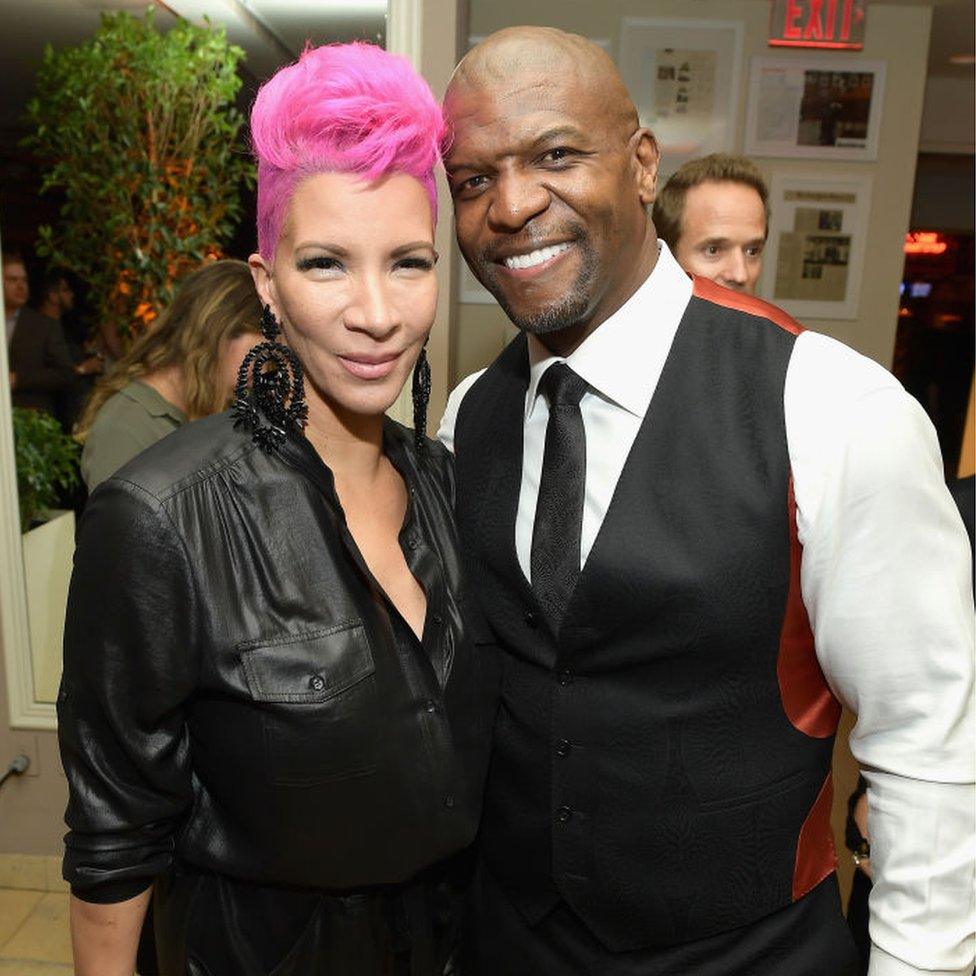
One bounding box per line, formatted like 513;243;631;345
308;675;325;691
555;739;572;758
444;794;455;809
557;669;573;686
424;699;438;714
524;610;537;628
556;805;573;823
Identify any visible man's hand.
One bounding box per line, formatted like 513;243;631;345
853;792;872;880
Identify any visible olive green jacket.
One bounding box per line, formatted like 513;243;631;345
81;380;186;490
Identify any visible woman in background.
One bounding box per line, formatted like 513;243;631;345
59;42;496;976
75;258;261;489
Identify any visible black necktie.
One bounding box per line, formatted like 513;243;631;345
530;362;588;632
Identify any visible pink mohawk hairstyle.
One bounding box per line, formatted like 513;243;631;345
250;42;446;260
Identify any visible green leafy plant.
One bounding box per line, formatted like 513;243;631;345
13;408;81;532
23;9;253;341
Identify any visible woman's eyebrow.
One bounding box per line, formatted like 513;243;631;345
390;242;436;258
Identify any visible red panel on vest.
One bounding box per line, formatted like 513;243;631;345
793;771;838;900
692;276;804;336
778;479;841;737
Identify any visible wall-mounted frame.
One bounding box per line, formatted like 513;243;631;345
744;56;885;160
617;18;743;180
760;171;872;320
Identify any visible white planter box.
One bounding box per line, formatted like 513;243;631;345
21;510;75;705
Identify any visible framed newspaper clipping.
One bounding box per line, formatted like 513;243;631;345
760;172;873;320
617;18;744;179
744;55;885;160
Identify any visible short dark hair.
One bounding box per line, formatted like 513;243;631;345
39;266;71;302
652;154;770;251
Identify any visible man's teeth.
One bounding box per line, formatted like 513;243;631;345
504;243;571;270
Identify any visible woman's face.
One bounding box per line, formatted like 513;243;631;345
251;171;437;424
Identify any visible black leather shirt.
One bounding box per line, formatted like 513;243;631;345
58;412;499;903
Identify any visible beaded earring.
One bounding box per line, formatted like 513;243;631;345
232;305;308;452
412;342;431;455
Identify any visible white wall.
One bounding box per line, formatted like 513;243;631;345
454;0;935;378
919;75;975;154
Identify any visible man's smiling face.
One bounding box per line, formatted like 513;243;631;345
444;44;658;345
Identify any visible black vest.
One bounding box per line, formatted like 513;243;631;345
453;282;842;951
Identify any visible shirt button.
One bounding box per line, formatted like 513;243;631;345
424;699;438;714
308;675;325;691
557;669;573;686
556;805;573;823
432;612;443;626
555;739;572;758
524;610;537;628
444;794;455;809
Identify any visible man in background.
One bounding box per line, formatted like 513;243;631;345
36;267;76;325
653;153;769;294
35;267;102;428
4;252;76;415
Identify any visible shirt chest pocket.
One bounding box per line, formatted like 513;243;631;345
238;622;380;786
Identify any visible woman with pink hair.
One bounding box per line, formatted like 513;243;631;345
59;43;498;975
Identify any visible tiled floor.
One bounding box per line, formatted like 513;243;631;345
0;888;72;975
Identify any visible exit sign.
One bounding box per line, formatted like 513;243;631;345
769;0;867;50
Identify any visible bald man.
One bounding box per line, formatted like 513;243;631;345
438;26;974;976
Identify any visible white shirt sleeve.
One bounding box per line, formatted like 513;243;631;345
436;369;486;455
787;331;976;976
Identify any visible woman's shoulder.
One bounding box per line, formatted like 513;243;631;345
82;383;184;491
106;411;260;502
90;381;156;425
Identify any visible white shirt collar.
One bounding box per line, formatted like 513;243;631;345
525;241;693;421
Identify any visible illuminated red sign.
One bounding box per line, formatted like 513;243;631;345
904;232;949;256
769;0;867;50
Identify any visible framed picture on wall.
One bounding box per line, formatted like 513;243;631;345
744;56;886;161
759;172;873;321
617;18;743;180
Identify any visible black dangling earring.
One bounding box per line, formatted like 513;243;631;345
411;341;431;456
232;304;308;453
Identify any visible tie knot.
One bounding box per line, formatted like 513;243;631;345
540;362;588;409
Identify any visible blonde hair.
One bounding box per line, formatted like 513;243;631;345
76;260;260;441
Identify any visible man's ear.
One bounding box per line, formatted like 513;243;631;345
633;129;660;207
248;253;276;313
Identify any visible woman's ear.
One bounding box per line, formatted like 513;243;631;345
248;253;276;312
633;129;660;207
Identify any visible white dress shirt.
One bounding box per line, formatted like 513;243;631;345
439;242;976;975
